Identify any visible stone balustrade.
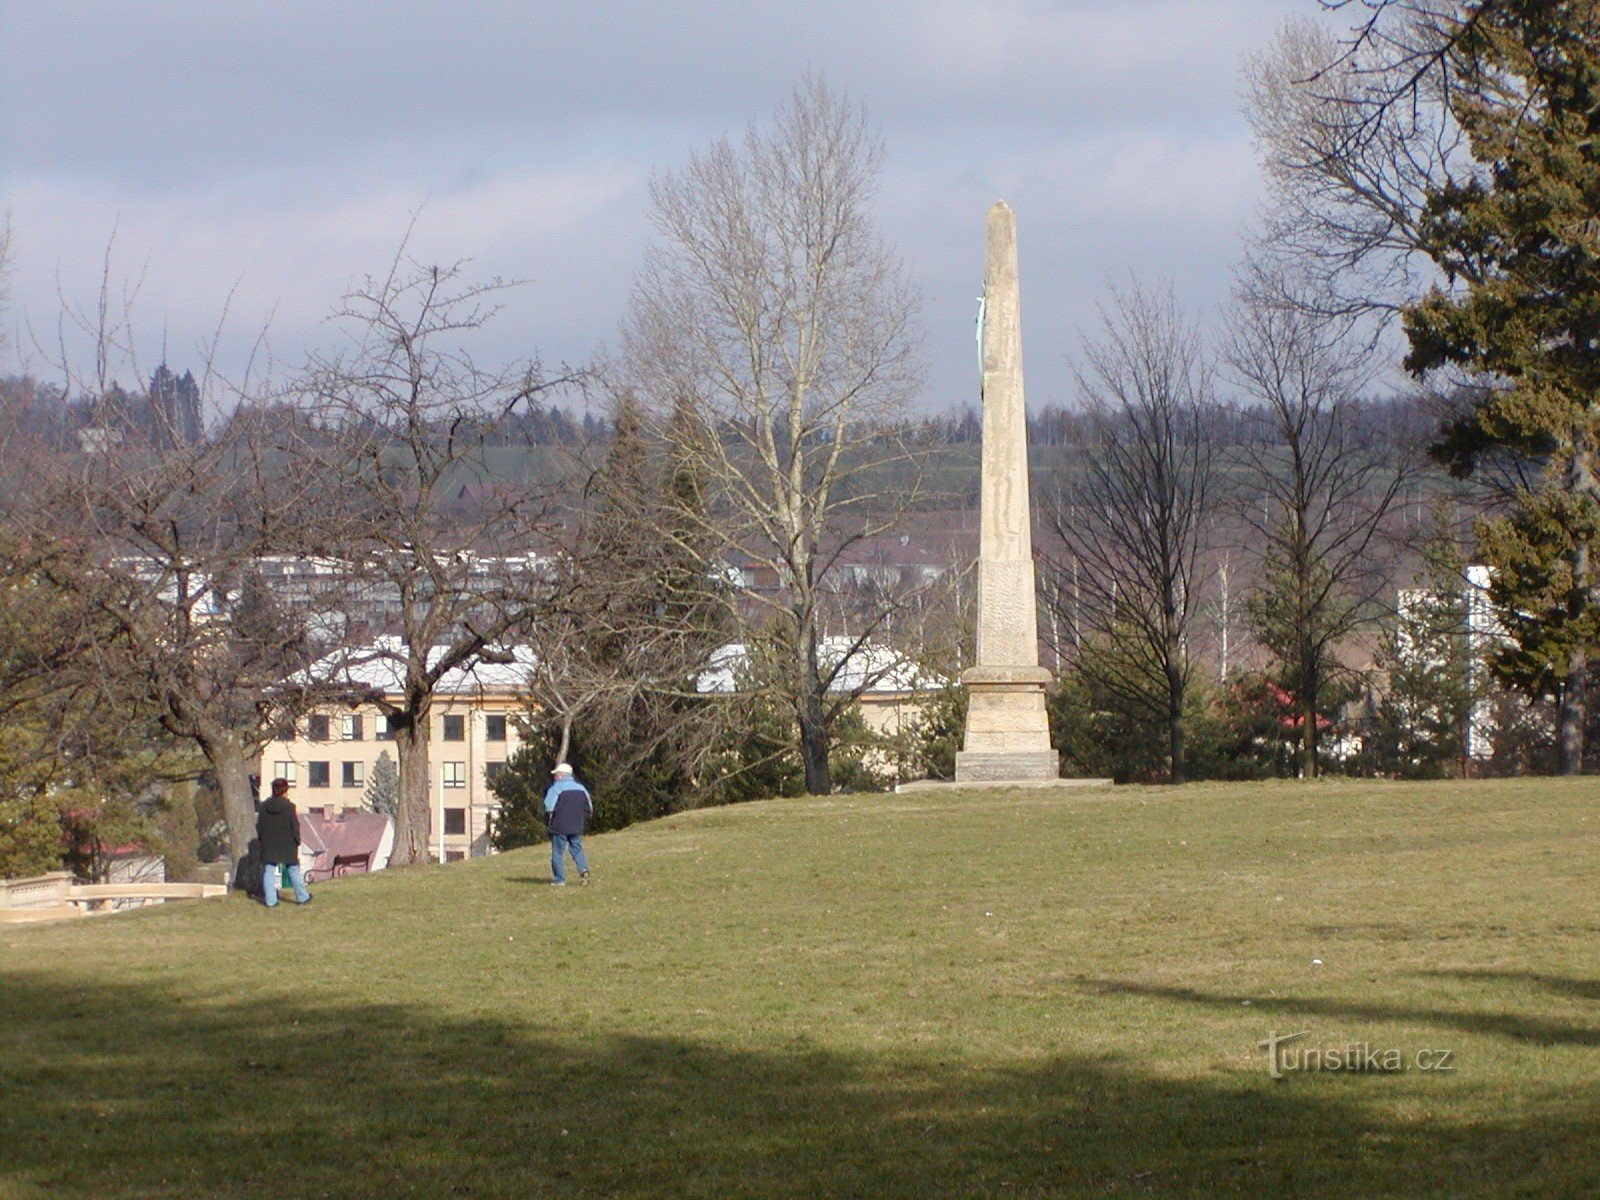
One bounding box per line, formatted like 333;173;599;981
0;871;226;924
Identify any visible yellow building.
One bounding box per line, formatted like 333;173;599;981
260;644;533;861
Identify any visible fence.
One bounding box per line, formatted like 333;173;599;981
0;872;227;924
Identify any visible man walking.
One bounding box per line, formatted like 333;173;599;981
543;762;592;886
257;778;312;907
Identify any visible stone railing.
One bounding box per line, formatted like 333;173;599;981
0;872;227;924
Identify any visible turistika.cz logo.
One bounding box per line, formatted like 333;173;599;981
1258;1031;1456;1079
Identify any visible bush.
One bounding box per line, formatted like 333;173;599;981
489;718;698;848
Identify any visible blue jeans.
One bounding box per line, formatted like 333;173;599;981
550;834;587;883
263;862;311;906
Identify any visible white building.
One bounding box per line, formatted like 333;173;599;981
697;637;947;740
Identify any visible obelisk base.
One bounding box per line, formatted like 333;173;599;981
955;665;1058;782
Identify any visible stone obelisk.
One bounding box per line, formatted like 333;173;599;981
955;201;1058;782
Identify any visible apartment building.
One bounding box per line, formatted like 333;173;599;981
261;643;534;861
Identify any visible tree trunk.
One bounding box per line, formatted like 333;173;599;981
211;739;259;883
390;712;433;866
799;695;832;795
1558;648;1585;775
1560;490;1592;775
797;613;832;795
1165;616;1186;783
1168;690;1186;785
1300;673;1318;780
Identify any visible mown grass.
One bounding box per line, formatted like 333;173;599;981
2;777;1597;1198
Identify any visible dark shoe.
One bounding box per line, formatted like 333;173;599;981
579;871;591;885
297;895;313;905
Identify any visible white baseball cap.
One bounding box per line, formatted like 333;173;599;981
552;763;574;777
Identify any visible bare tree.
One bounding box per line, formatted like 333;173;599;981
292;256;575;866
0;217;12;354
1040;282;1218;783
1242;9;1465;324
24;388;344;868
0;231;359;873
1226;271;1409;777
620;75;927;794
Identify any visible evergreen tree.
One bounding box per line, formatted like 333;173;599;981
364;749;398;816
904;684;966;783
526;388;728;823
1406;3;1600;770
1372;513;1477;778
487;744;551;851
1244;536;1354;771
147;364;203;448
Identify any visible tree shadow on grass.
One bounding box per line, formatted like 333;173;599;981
1421;968;1600;1003
1080;977;1600;1048
0;971;1596;1200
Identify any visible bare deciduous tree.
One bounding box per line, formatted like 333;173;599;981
620;75;927;794
0;217;12;354
1242;11;1463;324
1040;282;1218;783
1226;271;1409;777
0;234;355;873
28;390;341;868
292;256;575;866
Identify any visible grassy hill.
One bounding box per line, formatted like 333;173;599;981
2;778;1597;1198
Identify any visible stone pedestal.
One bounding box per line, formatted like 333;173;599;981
956;666;1057;781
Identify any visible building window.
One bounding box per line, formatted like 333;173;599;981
275;726;294;743
485;714;507;742
341;714;364;741
442;761;466;789
377;715;397;741
442;714;465;742
307;761;330;789
342;761;364;788
272;762;297;786
485;761;506;786
444;849;466;862
307;715;331;742
443;807;467;836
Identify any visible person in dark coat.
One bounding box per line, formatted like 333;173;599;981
542;762;592;886
257;778;312;906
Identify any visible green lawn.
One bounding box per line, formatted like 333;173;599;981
2;778;1597;1198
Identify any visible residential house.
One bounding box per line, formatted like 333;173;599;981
301;806;394;881
697;637;946;741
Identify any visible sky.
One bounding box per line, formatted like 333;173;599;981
1;0;1325;413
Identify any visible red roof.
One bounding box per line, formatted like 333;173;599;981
302;807;391;879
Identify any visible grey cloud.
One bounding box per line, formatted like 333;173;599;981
2;0;1317;408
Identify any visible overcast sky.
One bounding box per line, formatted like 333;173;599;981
1;0;1326;413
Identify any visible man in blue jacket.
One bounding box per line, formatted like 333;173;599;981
543;762;592;886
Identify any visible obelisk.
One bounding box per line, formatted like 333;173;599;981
955;201;1058;782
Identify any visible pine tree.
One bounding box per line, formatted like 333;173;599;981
1406;3;1600;771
